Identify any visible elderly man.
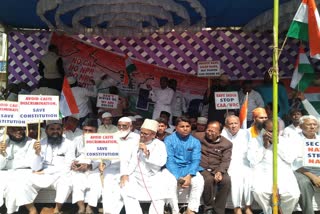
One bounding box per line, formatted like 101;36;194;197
0;126;42;214
17;120;75;214
248;107;268;139
101;117;140;214
71;118;102;214
164;116;204;214
293;115;320;214
247;119;300;214
121;119;168;214
221;115;253;214
98;112;118;133
194;121;232;214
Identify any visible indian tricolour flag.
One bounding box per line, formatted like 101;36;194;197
290;45;314;92
59;77;79;118
239;92;248;129
287;0;320;59
123;55;136;86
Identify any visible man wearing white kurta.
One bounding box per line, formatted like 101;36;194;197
149;76;174;119
292;115;320;214
282;108;303;139
247;119;300;214
97;112;118;134
121;119;168;214
101;117;140;214
16;120;75;214
0;126;42;214
221;115;253;214
71;118;102;214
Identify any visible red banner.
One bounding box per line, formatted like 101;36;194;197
50;33;208;95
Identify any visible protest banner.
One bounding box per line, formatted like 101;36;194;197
0;101;25;126
18;95;60;120
96;93;118;109
197;60;221;77
303;139;320;167
84;133;119;160
214;91;240;110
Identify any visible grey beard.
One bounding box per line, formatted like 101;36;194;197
47;135;63;145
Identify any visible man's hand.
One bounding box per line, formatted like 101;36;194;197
0;143;7;156
33;170;44;175
71;162;91;172
120;175;129;188
33;141;41;155
139;143;149;157
99;162;106;173
181;174;192;188
296;91;306;101
262;131;273;149
214;172;223;182
311;175;320;188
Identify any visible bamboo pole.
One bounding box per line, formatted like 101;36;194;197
272;0;279;213
1;126;7;156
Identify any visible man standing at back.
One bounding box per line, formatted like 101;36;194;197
149;76;174;119
164;116;204;214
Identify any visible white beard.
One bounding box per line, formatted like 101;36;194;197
118;130;130;138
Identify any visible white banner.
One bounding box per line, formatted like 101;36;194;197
0;101;26;126
303;140;320;167
197;60;220;77
84;133;119;160
18;95;59;120
96;93;118;109
214;91;240;110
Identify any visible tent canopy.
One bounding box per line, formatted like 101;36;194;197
0;0;291;30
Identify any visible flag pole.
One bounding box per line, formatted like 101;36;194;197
272;0;279;213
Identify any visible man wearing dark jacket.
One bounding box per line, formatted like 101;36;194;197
194;121;232;214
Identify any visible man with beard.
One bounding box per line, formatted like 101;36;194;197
16;120;75;214
221;115;253;214
121;119;168;214
164;116;204;214
71;118;102;214
248;107;268;139
194;121;232;214
100;117;140;214
97;112;118;133
248;119;300;214
0;126;42;214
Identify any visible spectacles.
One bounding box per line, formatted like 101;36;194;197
140;132;151;136
117;124;129;129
